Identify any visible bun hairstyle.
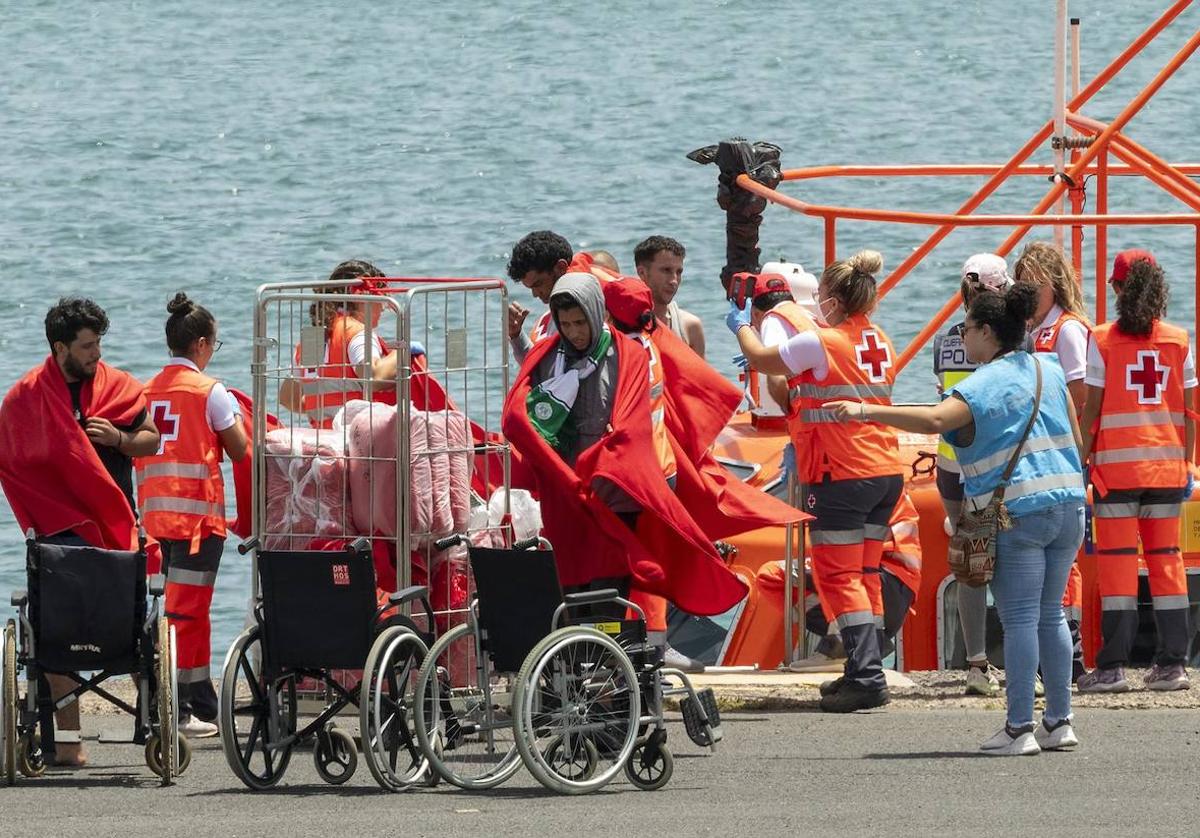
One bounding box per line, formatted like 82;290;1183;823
165;292;217;356
1115;258;1167;337
967;282;1038;354
821;249;883;316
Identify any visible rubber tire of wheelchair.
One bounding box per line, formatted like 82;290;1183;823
313;727;357;785
219;625;294;790
413;622;523;791
624;737;673;791
512;626;640;795
3;620;16;785
146;733;192;778
359;625;430;792
153;617;177;785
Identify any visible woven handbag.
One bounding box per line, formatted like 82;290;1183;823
948;356;1043;587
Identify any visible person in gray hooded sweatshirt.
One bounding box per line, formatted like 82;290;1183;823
529;272;645;616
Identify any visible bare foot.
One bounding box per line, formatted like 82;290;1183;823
51;743;88;768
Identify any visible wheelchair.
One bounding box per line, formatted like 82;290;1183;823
219;537;436;791
414;535;722;795
1;531;186;786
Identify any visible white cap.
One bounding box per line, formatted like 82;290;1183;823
961;253;1011;292
761;260;819;315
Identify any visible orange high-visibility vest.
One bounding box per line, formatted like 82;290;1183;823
297;315;394;429
636;334;677;479
1091;320;1190;491
794;314;903;482
1034;309;1089;354
765;301;817;441
137;365;226;553
881;491;922;597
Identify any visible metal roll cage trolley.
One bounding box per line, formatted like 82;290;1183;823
2;529;185;786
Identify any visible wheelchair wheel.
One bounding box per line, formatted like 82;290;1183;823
146;733;193;777
513;626;640;795
219;625;296;790
313;726;357;785
543;734;598;782
151;618;180;785
360;625;429;791
16;735;45;778
415;622;522;790
624;737;673;791
2;620;16;785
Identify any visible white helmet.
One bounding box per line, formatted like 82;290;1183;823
761;260;819;316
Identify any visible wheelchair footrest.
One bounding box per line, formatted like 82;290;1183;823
680;687;722;748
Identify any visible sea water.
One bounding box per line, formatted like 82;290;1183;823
2;0;1198;665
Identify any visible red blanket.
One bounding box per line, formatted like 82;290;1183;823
0;357;145;550
501;332;747;616
227;388;281;539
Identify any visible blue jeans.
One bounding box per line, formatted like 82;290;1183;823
990;500;1085;728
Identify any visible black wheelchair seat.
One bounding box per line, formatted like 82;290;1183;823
257;546;378;671
468;546;563;673
27;540;146;674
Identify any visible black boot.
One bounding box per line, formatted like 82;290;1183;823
819;680;890;713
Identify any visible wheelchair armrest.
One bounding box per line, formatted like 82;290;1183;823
10;589;27;607
148;574;166;597
388;585;430;608
346;536;372;555
562;589;621;607
237;537;260;555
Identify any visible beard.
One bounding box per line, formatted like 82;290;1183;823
63;354;96;380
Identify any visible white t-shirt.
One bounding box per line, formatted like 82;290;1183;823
347;331;389;368
760;306;801;349
166;358;239;432
776;330;830;380
1084;334;1198;389
1033;304;1088;382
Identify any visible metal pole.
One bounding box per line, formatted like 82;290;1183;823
1096;150;1109;325
1053;0;1068;247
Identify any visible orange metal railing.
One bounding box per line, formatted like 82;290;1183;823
735;0;1200;382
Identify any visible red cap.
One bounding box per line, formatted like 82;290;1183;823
750;273;790;300
601;275;655;330
1110;249;1157;282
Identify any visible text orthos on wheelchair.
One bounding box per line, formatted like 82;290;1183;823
414;535;723;795
1;531;186;786
219;537;435;790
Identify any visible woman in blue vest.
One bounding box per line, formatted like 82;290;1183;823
826;282;1085;755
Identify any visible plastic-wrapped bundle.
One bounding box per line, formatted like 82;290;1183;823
424;410;473;538
263;428;352;549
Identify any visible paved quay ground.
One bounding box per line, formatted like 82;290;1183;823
6;671;1197;838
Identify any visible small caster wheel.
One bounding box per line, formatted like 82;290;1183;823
624;737;673;791
314;727;357;785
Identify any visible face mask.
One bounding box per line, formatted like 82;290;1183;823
815;296;837;326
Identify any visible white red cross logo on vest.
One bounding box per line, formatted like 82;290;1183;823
149;399;181;455
1125;350;1169;404
855;330;892;383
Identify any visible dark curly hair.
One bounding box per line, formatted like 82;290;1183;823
967;283;1039;354
1115;258;1167;337
165;292;216;356
506;231;572;281
310;259;384;327
633;235;686;267
45;297;109;350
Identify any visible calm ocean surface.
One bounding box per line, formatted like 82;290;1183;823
2;1;1198;665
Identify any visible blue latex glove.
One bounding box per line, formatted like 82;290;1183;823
725;299;752;335
781;442;796;483
1186;470;1195;500
409;339;426;357
731;352;749;371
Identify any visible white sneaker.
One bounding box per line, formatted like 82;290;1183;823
965;664;1000;696
179;715;218;739
1033;717;1078;751
788;652;845;673
662;645;706;674
980;725;1040;756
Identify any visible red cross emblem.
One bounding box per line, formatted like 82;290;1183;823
149;399;180;455
855;330;892;383
1126;350;1168;404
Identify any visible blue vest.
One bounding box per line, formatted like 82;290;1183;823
944;352;1085;517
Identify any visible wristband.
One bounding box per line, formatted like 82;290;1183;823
859;402;867;420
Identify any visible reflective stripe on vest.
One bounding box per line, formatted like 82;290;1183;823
138;462;211;480
142;496;225;518
966;472;1083;511
297;314;388;429
1091;320;1190;491
960;433;1078;478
